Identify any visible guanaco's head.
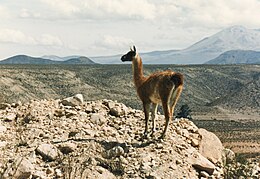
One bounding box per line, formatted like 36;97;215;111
121;46;137;62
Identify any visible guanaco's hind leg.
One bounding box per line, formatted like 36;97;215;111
151;103;158;136
143;102;151;138
170;86;183;119
159;102;172;139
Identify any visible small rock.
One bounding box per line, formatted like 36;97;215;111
65;109;78;118
3;157;34;179
0;103;11;109
109;106;123;117
0;141;7;148
200;171;210;178
4;113;16;122
60;94;84;107
105;146;125;158
55;168;63;177
36;143;59;161
223;148;235;164
23;113;34;123
32;170;46;179
140;162;151;174
0;125;7;133
46;167;54;175
90;113;106;125
155;143;164;149
54;109;65;117
176;159;182;165
191;153;216;175
191;138;199;147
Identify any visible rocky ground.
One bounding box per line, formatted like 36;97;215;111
0;94;259;179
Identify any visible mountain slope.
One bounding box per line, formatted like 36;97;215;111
0;55;96;64
62;56;95;64
93;26;260;64
0;55;56;64
205;50;260;64
208;72;260;109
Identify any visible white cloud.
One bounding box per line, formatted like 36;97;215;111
40;0;79;16
20;8;41;18
11;0;260;28
158;0;260;28
0;5;10;18
82;0;156;20
35;0;156;20
0;29;36;45
98;35;134;49
0;28;64;47
37;34;64;46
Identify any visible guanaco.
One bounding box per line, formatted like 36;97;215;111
121;46;184;139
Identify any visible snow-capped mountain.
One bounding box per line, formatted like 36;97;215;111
93;26;260;64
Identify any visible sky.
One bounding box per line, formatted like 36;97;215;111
0;0;260;59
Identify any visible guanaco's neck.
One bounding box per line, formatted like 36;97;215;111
132;55;146;88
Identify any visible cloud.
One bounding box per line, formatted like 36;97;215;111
37;34;64;46
20;8;41;18
94;35;134;53
103;35;134;48
16;0;260;28
33;0;156;20
0;28;64;47
82;0;156;20
0;5;10;18
159;0;260;28
0;29;36;45
40;0;79;16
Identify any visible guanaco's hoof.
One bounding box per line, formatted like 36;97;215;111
158;135;165;140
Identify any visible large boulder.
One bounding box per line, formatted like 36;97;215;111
198;128;223;165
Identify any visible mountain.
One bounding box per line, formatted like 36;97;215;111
205;50;260;64
0;55;96;64
92;26;260;64
0;55;56;64
61;56;95;64
42;55;81;61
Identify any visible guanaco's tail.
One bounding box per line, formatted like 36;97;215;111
171;72;184;87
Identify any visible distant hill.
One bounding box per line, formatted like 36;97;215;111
208;72;260;110
0;55;96;64
0;55;55;64
92;26;260;64
205;50;260;64
61;56;95;64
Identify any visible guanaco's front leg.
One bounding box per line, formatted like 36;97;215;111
143;102;150;138
151;103;158;137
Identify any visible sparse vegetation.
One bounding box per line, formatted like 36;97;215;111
224;153;256;178
176;104;192;119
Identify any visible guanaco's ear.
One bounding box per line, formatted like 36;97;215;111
130;45;136;52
